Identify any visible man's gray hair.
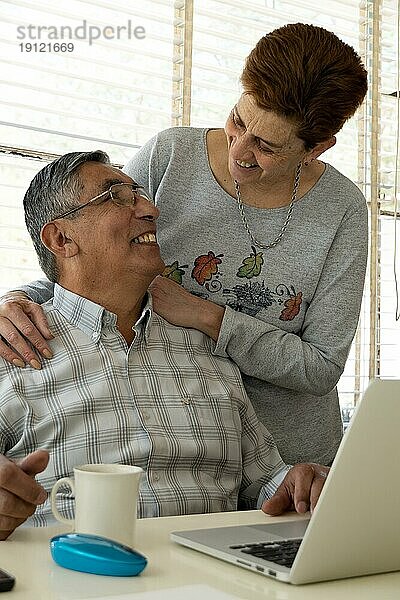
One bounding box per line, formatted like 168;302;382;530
24;150;110;282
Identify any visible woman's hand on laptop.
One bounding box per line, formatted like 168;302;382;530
261;463;330;516
0;292;53;368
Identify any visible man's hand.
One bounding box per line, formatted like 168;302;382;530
0;450;49;540
0;293;53;368
262;463;329;516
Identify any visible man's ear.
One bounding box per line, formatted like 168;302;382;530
41;221;79;259
307;136;336;162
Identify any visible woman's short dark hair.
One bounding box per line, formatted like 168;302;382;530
240;23;368;149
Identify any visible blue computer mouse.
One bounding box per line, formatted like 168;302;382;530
50;533;147;576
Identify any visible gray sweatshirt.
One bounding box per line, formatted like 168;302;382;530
22;127;368;465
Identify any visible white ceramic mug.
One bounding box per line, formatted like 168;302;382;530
50;464;143;547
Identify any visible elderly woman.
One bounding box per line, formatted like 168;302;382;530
0;23;368;466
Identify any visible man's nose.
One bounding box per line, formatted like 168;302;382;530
134;194;160;221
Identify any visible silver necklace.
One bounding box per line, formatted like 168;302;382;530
234;161;302;250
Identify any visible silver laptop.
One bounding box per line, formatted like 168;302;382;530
171;379;400;584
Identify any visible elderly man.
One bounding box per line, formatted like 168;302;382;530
0;151;328;540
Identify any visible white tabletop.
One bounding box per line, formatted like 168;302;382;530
1;510;399;599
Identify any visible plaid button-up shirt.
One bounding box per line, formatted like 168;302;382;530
0;285;289;524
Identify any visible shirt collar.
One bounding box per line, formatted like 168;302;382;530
53;284;153;343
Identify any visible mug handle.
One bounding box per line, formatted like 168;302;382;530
50;477;75;525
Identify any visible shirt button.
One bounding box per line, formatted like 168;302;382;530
142;412;150;421
91;332;99;340
153;473;160;482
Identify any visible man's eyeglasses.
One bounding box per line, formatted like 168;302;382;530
53;183;152;220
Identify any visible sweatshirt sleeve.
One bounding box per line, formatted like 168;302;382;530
214;204;368;397
14;279;55;304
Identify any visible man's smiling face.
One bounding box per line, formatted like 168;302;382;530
63;161;165;288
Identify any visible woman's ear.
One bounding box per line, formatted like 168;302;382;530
307;136;336;162
41;221;79;259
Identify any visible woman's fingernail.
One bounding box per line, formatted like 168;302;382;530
12;359;25;368
42;349;53;359
30;359;42;370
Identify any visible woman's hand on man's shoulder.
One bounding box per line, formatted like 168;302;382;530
0;292;53;368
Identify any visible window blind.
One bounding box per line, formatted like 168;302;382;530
375;0;400;378
0;153;44;292
0;0;174;162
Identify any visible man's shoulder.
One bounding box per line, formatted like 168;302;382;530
42;298;70;331
149;313;244;381
150;312;212;346
37;298;94;357
0;300;72;382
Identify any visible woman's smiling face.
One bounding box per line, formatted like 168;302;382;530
224;93;307;187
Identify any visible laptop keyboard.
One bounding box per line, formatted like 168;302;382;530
230;539;302;568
